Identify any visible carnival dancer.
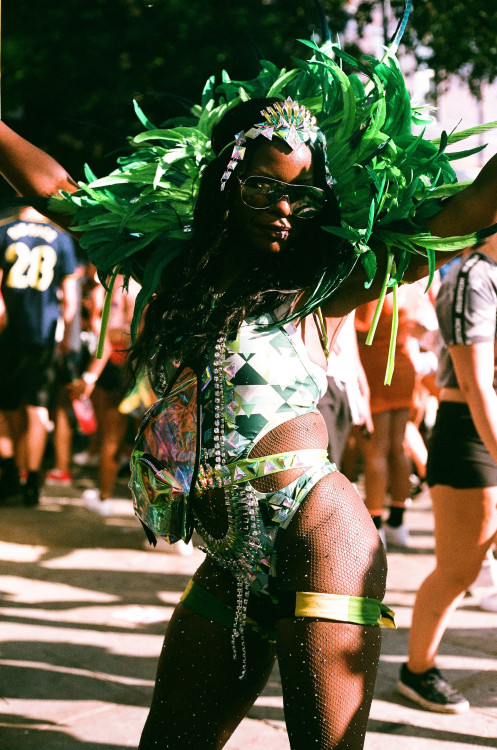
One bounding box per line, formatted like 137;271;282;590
0;3;497;746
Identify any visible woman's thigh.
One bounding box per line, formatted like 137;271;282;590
273;472;386;748
431;484;497;573
275;471;386;599
140;561;276;749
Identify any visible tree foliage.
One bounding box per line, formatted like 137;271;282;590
2;0;495;195
356;0;497;97
1;0;348;184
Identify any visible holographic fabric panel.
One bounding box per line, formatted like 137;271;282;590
130;367;198;542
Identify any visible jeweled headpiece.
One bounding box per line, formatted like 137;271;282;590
219;98;332;191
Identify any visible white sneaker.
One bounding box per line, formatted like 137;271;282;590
469;557;497;593
73;451;99;467
479;592;497;612
82;488;114;516
384;523;410;548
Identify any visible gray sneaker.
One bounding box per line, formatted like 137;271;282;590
397;663;469;713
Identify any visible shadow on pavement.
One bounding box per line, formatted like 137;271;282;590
0;718;131;750
368;718;497;747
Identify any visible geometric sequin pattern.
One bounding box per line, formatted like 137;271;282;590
224;310;328;459
196;311;334;596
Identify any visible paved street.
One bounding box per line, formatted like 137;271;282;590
0;470;496;749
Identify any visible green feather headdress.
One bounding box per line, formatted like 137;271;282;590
48;0;497;378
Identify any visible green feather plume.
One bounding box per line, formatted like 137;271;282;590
47;25;497;373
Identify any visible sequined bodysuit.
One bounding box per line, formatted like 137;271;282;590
194;309;336;596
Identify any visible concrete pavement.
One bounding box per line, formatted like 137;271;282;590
0;470;496;749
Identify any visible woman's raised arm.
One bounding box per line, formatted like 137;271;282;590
324;152;497;318
0;122;77;228
427;152;497;243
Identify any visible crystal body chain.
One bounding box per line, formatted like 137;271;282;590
194;332;263;678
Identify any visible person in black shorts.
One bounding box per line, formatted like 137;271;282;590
398;250;497;713
0;207;77;505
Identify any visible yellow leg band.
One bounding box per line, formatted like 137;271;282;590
295;591;396;628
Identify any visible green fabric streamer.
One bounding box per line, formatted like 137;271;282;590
96;266;120;359
365;252;395;347
385;282;399;386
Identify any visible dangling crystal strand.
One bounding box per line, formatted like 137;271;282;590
215;334;253;676
213;333;227;489
232;577;249;679
195;331;263;675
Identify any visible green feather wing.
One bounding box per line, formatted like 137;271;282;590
47;35;497;356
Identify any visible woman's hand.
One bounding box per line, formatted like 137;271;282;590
67;376;97;402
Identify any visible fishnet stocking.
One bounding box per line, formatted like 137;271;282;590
250;410;329;492
194;411;328;534
276;471;386;749
277;620;382;749
139;599;276;749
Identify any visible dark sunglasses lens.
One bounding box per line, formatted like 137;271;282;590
240;178;277;208
241;177;325;218
290;187;326;218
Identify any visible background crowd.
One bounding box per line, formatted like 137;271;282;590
0;209;494;576
0;208;144;516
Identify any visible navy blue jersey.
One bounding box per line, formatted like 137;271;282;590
0;215;77;346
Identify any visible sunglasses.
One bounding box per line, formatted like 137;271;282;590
238;175;326;219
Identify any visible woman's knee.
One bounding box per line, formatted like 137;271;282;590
436;558;487;595
275;472;387;600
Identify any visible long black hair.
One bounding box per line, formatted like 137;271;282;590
130;98;350;384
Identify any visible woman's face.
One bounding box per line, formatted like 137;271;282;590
229;138;315;256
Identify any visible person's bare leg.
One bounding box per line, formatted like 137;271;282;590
25;405;50;471
404;420;427;481
407;484;497;673
387;408;411;508
0;410;21;496
91;386;127;499
3;407;27;471
53;397;73;473
0;412;15;459
359;411;391;518
98;395;127;499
